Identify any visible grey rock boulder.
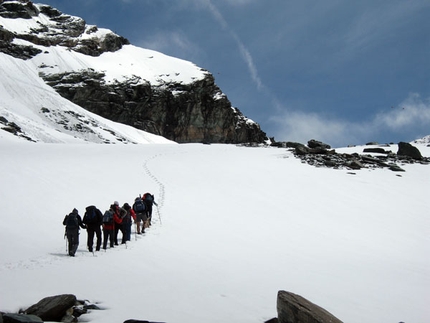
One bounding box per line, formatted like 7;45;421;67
397;142;422;160
277;291;343;323
24;294;76;322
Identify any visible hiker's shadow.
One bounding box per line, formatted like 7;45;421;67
49;253;70;257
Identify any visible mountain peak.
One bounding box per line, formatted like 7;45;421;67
0;0;268;144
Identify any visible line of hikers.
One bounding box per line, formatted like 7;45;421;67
63;193;157;256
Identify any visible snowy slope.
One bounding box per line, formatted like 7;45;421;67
0;140;429;323
0;51;176;144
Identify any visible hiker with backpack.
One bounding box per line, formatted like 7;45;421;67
122;202;136;242
112;201;126;245
63;208;86;257
132;196;147;234
142;192;158;227
82;205;103;252
102;206;115;250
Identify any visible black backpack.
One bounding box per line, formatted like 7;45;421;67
84;206;97;224
102;210;114;224
143;193;154;204
133;197;146;213
66;213;78;230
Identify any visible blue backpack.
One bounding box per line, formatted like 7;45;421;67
133;197;146;213
102;210;114;224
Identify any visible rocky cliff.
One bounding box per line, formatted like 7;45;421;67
0;0;267;144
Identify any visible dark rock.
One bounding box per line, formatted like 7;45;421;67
324;159;337;167
2;314;42;323
347;159;364;170
363;147;388;154
397;142;422;160
277;290;343;323
25;294;77;322
0;1;39;19
285;142;304;149
294;144;310;155
265;318;279;323
308;147;332;155
308;139;331;149
389;164;405;172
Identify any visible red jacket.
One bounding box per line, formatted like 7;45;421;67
130;209;136;221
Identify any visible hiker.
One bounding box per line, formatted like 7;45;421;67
133;196;147;234
63;208;86;257
112;201;125;245
122;202;136;242
82;205;103;252
102;206;115;250
143;192;158;227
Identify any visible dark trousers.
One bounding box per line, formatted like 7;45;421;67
87;225;101;251
123;221;132;241
114;222;125;245
147;205;153;223
103;228;114;249
66;229;79;256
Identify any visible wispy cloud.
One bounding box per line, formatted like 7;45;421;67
341;2;428;58
271;93;430;147
204;0;264;91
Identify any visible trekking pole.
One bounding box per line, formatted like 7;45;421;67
156;205;162;225
64;229;68;254
134;221;137;241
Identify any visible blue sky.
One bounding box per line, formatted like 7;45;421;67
40;0;429;147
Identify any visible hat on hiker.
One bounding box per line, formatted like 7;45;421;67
114;201;119;206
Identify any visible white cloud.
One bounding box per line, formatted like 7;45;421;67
270;111;365;147
374;93;430;129
270;93;430;147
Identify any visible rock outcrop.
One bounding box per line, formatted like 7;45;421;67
41;71;267;143
277;290;343;323
0;0;267;144
272;139;429;172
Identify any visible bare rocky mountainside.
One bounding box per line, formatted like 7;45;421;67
0;0;267;144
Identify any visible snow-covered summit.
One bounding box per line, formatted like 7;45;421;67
0;0;267;144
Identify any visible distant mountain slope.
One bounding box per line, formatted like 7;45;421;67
0;48;174;144
0;0;267;144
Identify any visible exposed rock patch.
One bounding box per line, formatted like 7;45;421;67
272;139;429;172
41;71;267;143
